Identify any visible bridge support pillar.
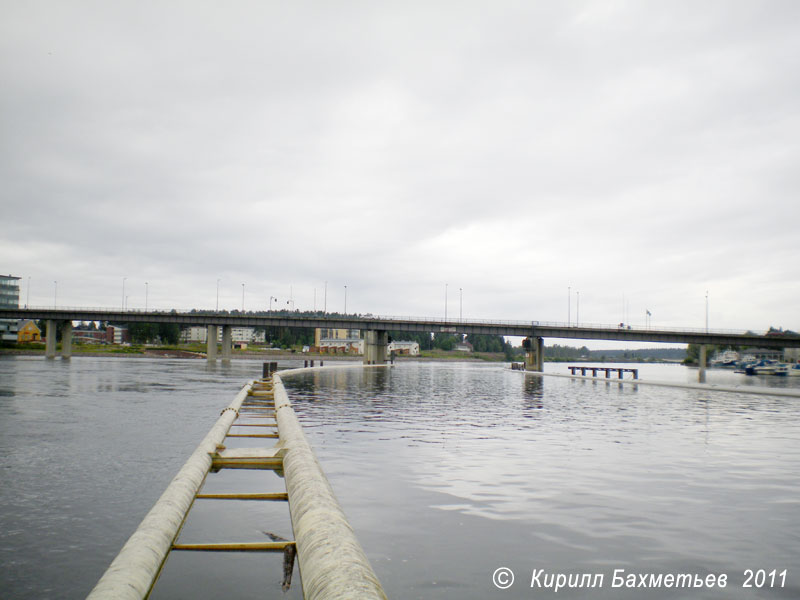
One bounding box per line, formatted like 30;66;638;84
221;325;232;362
524;336;544;372
206;325;218;362
61;321;73;359
363;330;388;365
45;319;57;359
699;344;708;383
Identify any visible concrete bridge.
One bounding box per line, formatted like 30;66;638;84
2;307;798;376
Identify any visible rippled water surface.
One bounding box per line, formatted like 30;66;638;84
1;357;799;599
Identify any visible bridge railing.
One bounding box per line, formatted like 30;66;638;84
7;306;770;337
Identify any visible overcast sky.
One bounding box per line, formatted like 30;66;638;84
2;1;798;338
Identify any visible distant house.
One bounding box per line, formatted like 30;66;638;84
742;348;784;361
17;320;41;342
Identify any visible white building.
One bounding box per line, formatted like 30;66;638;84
180;326;208;343
180;326;265;344
388;340;420;356
0;274;20;341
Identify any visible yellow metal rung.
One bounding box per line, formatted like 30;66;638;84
172;542;294;552
226;433;279;438
195;492;288;501
211;459;283;470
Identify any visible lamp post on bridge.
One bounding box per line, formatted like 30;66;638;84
705;290;709;333
122;277;127;312
241;283;245;313
269;296;277;311
145;282;149;312
324;281;327;313
344;285;347;314
54;280;57;309
459;287;462;322
567;285;571;326
216;278;221;312
576;290;580;326
445;283;448;321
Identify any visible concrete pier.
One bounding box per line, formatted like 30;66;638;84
45;319;56;359
524;336;544;372
699;344;708;383
206;325;218;362
363;330;388;365
61;321;73;359
221;325;232;361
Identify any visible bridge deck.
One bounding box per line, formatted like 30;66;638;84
2;307;798;348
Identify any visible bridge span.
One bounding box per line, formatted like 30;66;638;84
2;307;797;376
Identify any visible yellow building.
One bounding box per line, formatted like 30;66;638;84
314;328;360;346
17;320;41;343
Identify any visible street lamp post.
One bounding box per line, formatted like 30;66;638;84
145;282;149;312
459;287;463;321
122;277;127;312
445;283;448;321
324;281;327;313
241;283;245;313
54;280;57;309
567;286;571;326
576;291;580;326
344;285;347;314
269;296;276;311
705;290;709;332
26;276;30;308
216;278;221;312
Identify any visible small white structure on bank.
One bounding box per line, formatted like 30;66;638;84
388;340;420;356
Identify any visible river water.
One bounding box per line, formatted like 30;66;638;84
1;356;798;599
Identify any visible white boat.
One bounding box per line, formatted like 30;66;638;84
773;364;789;376
750;360;779;375
711;350;739;367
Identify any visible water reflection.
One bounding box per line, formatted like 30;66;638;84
284;362;800;600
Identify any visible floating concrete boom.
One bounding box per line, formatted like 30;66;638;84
87;366;387;599
274;372;387;599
